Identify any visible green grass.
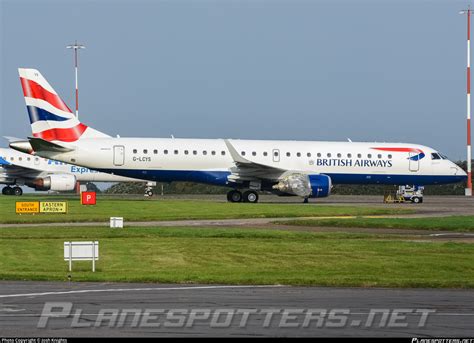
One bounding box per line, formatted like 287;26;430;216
0;226;473;288
277;216;474;232
0;195;412;224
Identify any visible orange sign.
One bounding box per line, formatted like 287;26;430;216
15;201;40;214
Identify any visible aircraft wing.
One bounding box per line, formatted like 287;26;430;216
0;156;43;180
224;139;287;183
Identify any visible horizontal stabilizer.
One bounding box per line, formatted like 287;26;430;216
28;137;75;153
3;136;24;143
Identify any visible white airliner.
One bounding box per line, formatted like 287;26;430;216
11;68;467;203
0;147;149;196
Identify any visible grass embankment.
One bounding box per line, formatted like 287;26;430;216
0;226;472;288
277;216;474;232
0;195;412;224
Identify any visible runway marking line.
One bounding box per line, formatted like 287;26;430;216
0;285;283;299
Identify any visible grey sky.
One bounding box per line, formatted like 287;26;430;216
0;0;470;159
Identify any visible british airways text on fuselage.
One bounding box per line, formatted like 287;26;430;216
315;158;393;168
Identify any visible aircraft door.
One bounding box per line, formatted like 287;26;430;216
409;152;419;172
113;145;125;166
272;149;280;163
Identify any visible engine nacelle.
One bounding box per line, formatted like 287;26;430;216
272;173;332;198
308;174;332;198
30;174;76;191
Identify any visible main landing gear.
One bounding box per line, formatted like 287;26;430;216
227;190;259;203
2;186;23;196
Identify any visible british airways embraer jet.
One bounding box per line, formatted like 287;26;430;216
11;68;467;203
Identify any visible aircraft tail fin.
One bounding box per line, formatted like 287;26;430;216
18;68;110;142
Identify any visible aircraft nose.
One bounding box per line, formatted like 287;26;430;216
450;161;467;178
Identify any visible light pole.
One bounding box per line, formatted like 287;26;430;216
66;41;85;120
460;7;473;196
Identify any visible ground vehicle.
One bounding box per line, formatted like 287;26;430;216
396;185;424;203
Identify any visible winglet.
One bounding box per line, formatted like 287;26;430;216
224;139;251;164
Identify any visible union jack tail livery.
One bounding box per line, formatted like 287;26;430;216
18;68;109;142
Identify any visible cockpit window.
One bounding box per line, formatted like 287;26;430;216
431;153;441;160
439;153;448;160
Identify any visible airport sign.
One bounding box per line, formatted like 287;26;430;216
15;201;40;214
40;201;68;213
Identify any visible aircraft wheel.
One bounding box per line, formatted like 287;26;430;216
227;190;242;203
3;187;14;196
412;197;421;204
146;190;153;196
13;187;23;196
243;190;259;203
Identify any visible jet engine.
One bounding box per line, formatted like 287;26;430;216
28;174;76;191
272;173;332;198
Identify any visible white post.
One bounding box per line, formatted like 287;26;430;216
92;241;96;273
68;242;72;272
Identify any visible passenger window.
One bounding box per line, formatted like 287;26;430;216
164;150;168;154
252;152;256;156
185;150;189;155
367;154;372;158
221;151;226;156
27;157;31;161
174;150;178;155
143;149;148;154
274;151;279;156
327;153;331;158
357;153;362;158
241;151;246;156
297;152;301;157
203;151;207;155
264;152;268;156
307;153;311;157
377;154;382;159
193;150;197;155
212;151;216;155
388;154;392;159
317;153;321;157
337;153;341;158
19;157;22;161
286;152;291;157
133;149;137;154
153;149;158;154
347;153;352;158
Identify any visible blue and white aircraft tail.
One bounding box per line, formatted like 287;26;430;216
13;68;467;203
